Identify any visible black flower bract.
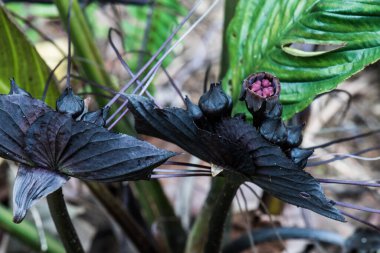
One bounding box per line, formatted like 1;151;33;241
126;72;345;222
0;80;175;223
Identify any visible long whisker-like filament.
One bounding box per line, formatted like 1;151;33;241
150;173;211;179
243;183;287;251
307;145;380;167
305;128;380;150
105;0;204;108
333;201;380;214
42;56;67;102
114;49;188;104
70;74;120;96
203;62;212;93
317;178;380;188
77;92;114;100
66;0;73;89
310;152;380;161
237;188;256;253
164;161;211;169
161;67;186;105
154;168;211;173
108;28;156;98
314;89;352;123
30;207;48;252
107;64;161;130
129;0;221;102
339;210;380;232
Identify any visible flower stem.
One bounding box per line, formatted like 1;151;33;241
203;179;240;253
86;182;160;253
47;188;84;253
185;178;225;253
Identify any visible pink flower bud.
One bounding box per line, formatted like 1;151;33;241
251;81;261;92
262;79;271;87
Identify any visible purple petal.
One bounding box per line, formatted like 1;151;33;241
13;165;68;223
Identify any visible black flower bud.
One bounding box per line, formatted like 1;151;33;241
198;82;232;119
286;125;304;147
290;148;314;169
56;87;84;118
9;78;31;96
185;96;203;120
81;107;109;126
239;72;280;115
259;118;288;144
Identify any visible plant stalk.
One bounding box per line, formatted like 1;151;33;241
203;179;240;253
86;182;160;253
47;188;84;253
132;180;187;253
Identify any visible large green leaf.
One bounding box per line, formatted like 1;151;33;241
0;6;59;105
224;0;380;118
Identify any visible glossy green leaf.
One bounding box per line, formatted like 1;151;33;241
0;6;59;105
224;0;380;118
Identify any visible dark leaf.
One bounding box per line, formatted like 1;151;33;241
0;94;52;165
13;164;68;223
25;110;175;182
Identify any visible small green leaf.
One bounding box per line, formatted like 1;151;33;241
0;6;59;105
224;0;380;118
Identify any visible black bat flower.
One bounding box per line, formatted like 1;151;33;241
1;80;175;223
126;72;345;222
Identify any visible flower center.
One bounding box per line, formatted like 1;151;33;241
249;78;274;98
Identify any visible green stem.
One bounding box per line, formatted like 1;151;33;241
86;182;160;253
47;189;84;253
133;180;187;253
0;204;64;253
185;177;225;253
203;180;240;253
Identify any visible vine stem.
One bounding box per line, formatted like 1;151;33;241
204;179;241;253
47;189;85;253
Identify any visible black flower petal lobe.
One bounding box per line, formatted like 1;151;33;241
0;93;52;165
13;164;68;223
9;79;32;96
